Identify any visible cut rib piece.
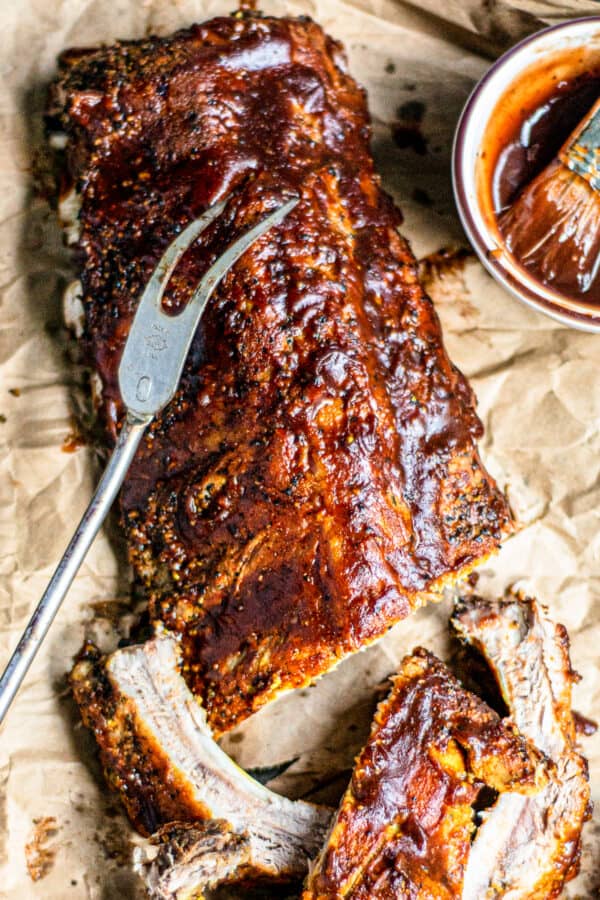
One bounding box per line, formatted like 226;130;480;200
139;820;306;900
141;821;251;900
49;13;512;735
70;635;331;883
452;592;591;900
302;648;549;900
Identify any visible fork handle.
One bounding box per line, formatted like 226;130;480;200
0;413;149;725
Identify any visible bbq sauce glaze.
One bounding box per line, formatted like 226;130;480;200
50;14;512;734
480;53;600;307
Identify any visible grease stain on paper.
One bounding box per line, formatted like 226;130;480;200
391;99;428;155
419;246;478;318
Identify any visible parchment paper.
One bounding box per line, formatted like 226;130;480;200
1;1;599;897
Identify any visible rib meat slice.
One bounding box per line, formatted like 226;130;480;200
70;635;331;885
452;592;591;899
141;821;254;900
49;13;512;734
302;648;549;899
140;819;315;900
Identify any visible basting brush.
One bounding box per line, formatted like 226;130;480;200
499;95;600;300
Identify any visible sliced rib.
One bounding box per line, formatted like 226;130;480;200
140;819;309;900
452;592;591;899
71;634;331;886
302;648;550;899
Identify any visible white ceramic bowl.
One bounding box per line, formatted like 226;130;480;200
452;17;600;332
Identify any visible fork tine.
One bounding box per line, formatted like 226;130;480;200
118;194;299;421
178;196;300;325
141;197;229;312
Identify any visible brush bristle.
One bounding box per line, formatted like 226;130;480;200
499;160;600;297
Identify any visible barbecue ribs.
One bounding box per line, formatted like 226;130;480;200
71;598;590;898
303;596;591;899
302;648;549;899
453;592;591;899
48;13;512;733
71;634;331;892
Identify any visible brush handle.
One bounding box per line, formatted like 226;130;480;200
559;96;600;191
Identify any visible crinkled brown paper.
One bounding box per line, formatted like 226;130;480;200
1;1;599;896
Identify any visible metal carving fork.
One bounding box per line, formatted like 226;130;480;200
0;195;298;724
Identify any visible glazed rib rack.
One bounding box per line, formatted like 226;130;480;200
48;12;513;734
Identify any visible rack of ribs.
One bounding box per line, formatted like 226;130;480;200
47;12;512;735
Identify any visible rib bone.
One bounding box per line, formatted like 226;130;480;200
70;635;331;895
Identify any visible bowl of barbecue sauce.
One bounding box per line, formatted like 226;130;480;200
453;18;600;331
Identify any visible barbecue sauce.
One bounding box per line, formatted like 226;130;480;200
492;74;600;212
480;52;600;307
